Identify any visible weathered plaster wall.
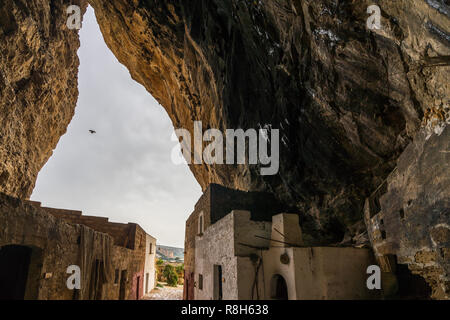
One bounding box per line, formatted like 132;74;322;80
261;247;376;300
194;209;376;300
195;210;271;300
184;183;286;299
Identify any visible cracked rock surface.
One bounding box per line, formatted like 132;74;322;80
0;0;87;199
0;0;449;243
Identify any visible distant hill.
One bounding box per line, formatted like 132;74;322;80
156;245;184;262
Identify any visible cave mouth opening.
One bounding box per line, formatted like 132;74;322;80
30;5;201;249
0;245;43;300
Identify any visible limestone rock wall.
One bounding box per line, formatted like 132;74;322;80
0;0;87;199
365;126;450;299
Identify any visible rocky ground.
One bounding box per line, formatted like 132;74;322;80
143;284;183;300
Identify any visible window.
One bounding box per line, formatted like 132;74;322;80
199;274;203;290
149;243;153;255
114;269;119;284
198;212;204;235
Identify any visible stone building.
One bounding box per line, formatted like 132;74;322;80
183;183;288;300
0;194;156;300
191;209;376;300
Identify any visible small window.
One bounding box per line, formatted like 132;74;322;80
114;269;120;284
199;274;203;290
149;243;153;254
198;212;204;235
381;230;387;240
399;209;405;219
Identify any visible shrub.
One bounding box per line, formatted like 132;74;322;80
163;264;179;287
175;263;184;274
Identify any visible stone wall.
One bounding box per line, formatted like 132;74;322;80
194;210;271;300
38;206;136;248
193;209;377;300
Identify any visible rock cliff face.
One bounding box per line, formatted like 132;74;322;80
365;126;450;299
0;0;87;199
0;0;449;300
0;1;448;242
88;0;449;242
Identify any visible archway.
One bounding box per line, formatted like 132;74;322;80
270;274;288;300
0;245;43;300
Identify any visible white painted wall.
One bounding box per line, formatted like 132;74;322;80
144;234;157;294
194;211;376;300
194;211;271;300
262;247;376;300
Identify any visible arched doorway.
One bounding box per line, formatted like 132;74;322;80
270;274;288;300
0;245;42;300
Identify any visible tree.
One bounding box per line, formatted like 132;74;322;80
156;258;164;266
163;264;179;287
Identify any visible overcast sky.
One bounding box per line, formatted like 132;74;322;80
31;7;202;248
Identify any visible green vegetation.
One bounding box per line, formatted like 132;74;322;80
163;264;179;287
175;263;184;274
156;258;164;265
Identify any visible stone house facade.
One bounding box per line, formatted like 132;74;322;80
0;194;156;300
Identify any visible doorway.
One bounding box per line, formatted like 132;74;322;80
136;276;141;300
0;245;41;300
213;265;223;300
145;273;149;294
119;270;127;300
270;274;288;300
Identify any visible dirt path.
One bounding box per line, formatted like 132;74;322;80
143;284;183;300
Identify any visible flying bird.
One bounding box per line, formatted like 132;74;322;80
89;130;96;134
